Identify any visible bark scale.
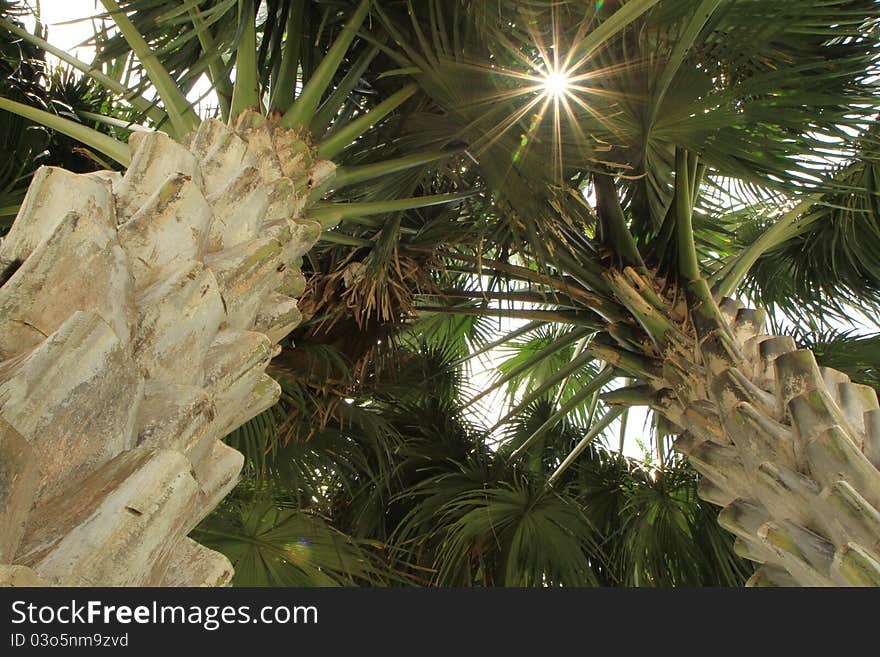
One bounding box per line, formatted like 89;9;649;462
604;269;880;585
0;111;333;585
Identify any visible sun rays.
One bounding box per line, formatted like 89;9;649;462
503;44;608;179
445;6;631;183
542;69;573;98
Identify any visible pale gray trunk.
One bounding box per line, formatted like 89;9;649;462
659;299;880;586
0;112;332;586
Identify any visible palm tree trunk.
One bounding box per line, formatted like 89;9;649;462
603;270;880;586
0;111;332;585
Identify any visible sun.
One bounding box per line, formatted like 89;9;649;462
542;69;572;99
455;12;618;177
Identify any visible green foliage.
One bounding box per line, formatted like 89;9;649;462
795;329;880;392
207;329;750;587
0;2;131;232
193;496;384;586
422;478;603;587
371;0;880;323
577;455;750;587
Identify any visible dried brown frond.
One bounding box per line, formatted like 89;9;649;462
267;245;442;444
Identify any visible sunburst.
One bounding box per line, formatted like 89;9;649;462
437;4;634;184
542;68;573;99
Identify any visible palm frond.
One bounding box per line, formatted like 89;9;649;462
193;498;386;586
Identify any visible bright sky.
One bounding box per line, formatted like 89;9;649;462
21;0;219;115
21;0;99;60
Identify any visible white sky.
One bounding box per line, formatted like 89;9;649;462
21;0;219;115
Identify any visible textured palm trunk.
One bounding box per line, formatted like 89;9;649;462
0;111;333;586
602;269;880;586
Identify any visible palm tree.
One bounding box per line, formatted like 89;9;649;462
366;0;880;586
0;0;461;585
3;0;880;588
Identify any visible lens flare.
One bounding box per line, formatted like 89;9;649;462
285;537;312;564
445;4;625;181
542;70;571;98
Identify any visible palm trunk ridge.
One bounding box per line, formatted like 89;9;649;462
0;111;330;585
621;273;880;586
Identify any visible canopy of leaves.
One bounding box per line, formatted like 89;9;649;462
7;0;880;588
207;325;750;587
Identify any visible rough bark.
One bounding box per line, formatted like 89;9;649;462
0;111;332;586
607;269;880;586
